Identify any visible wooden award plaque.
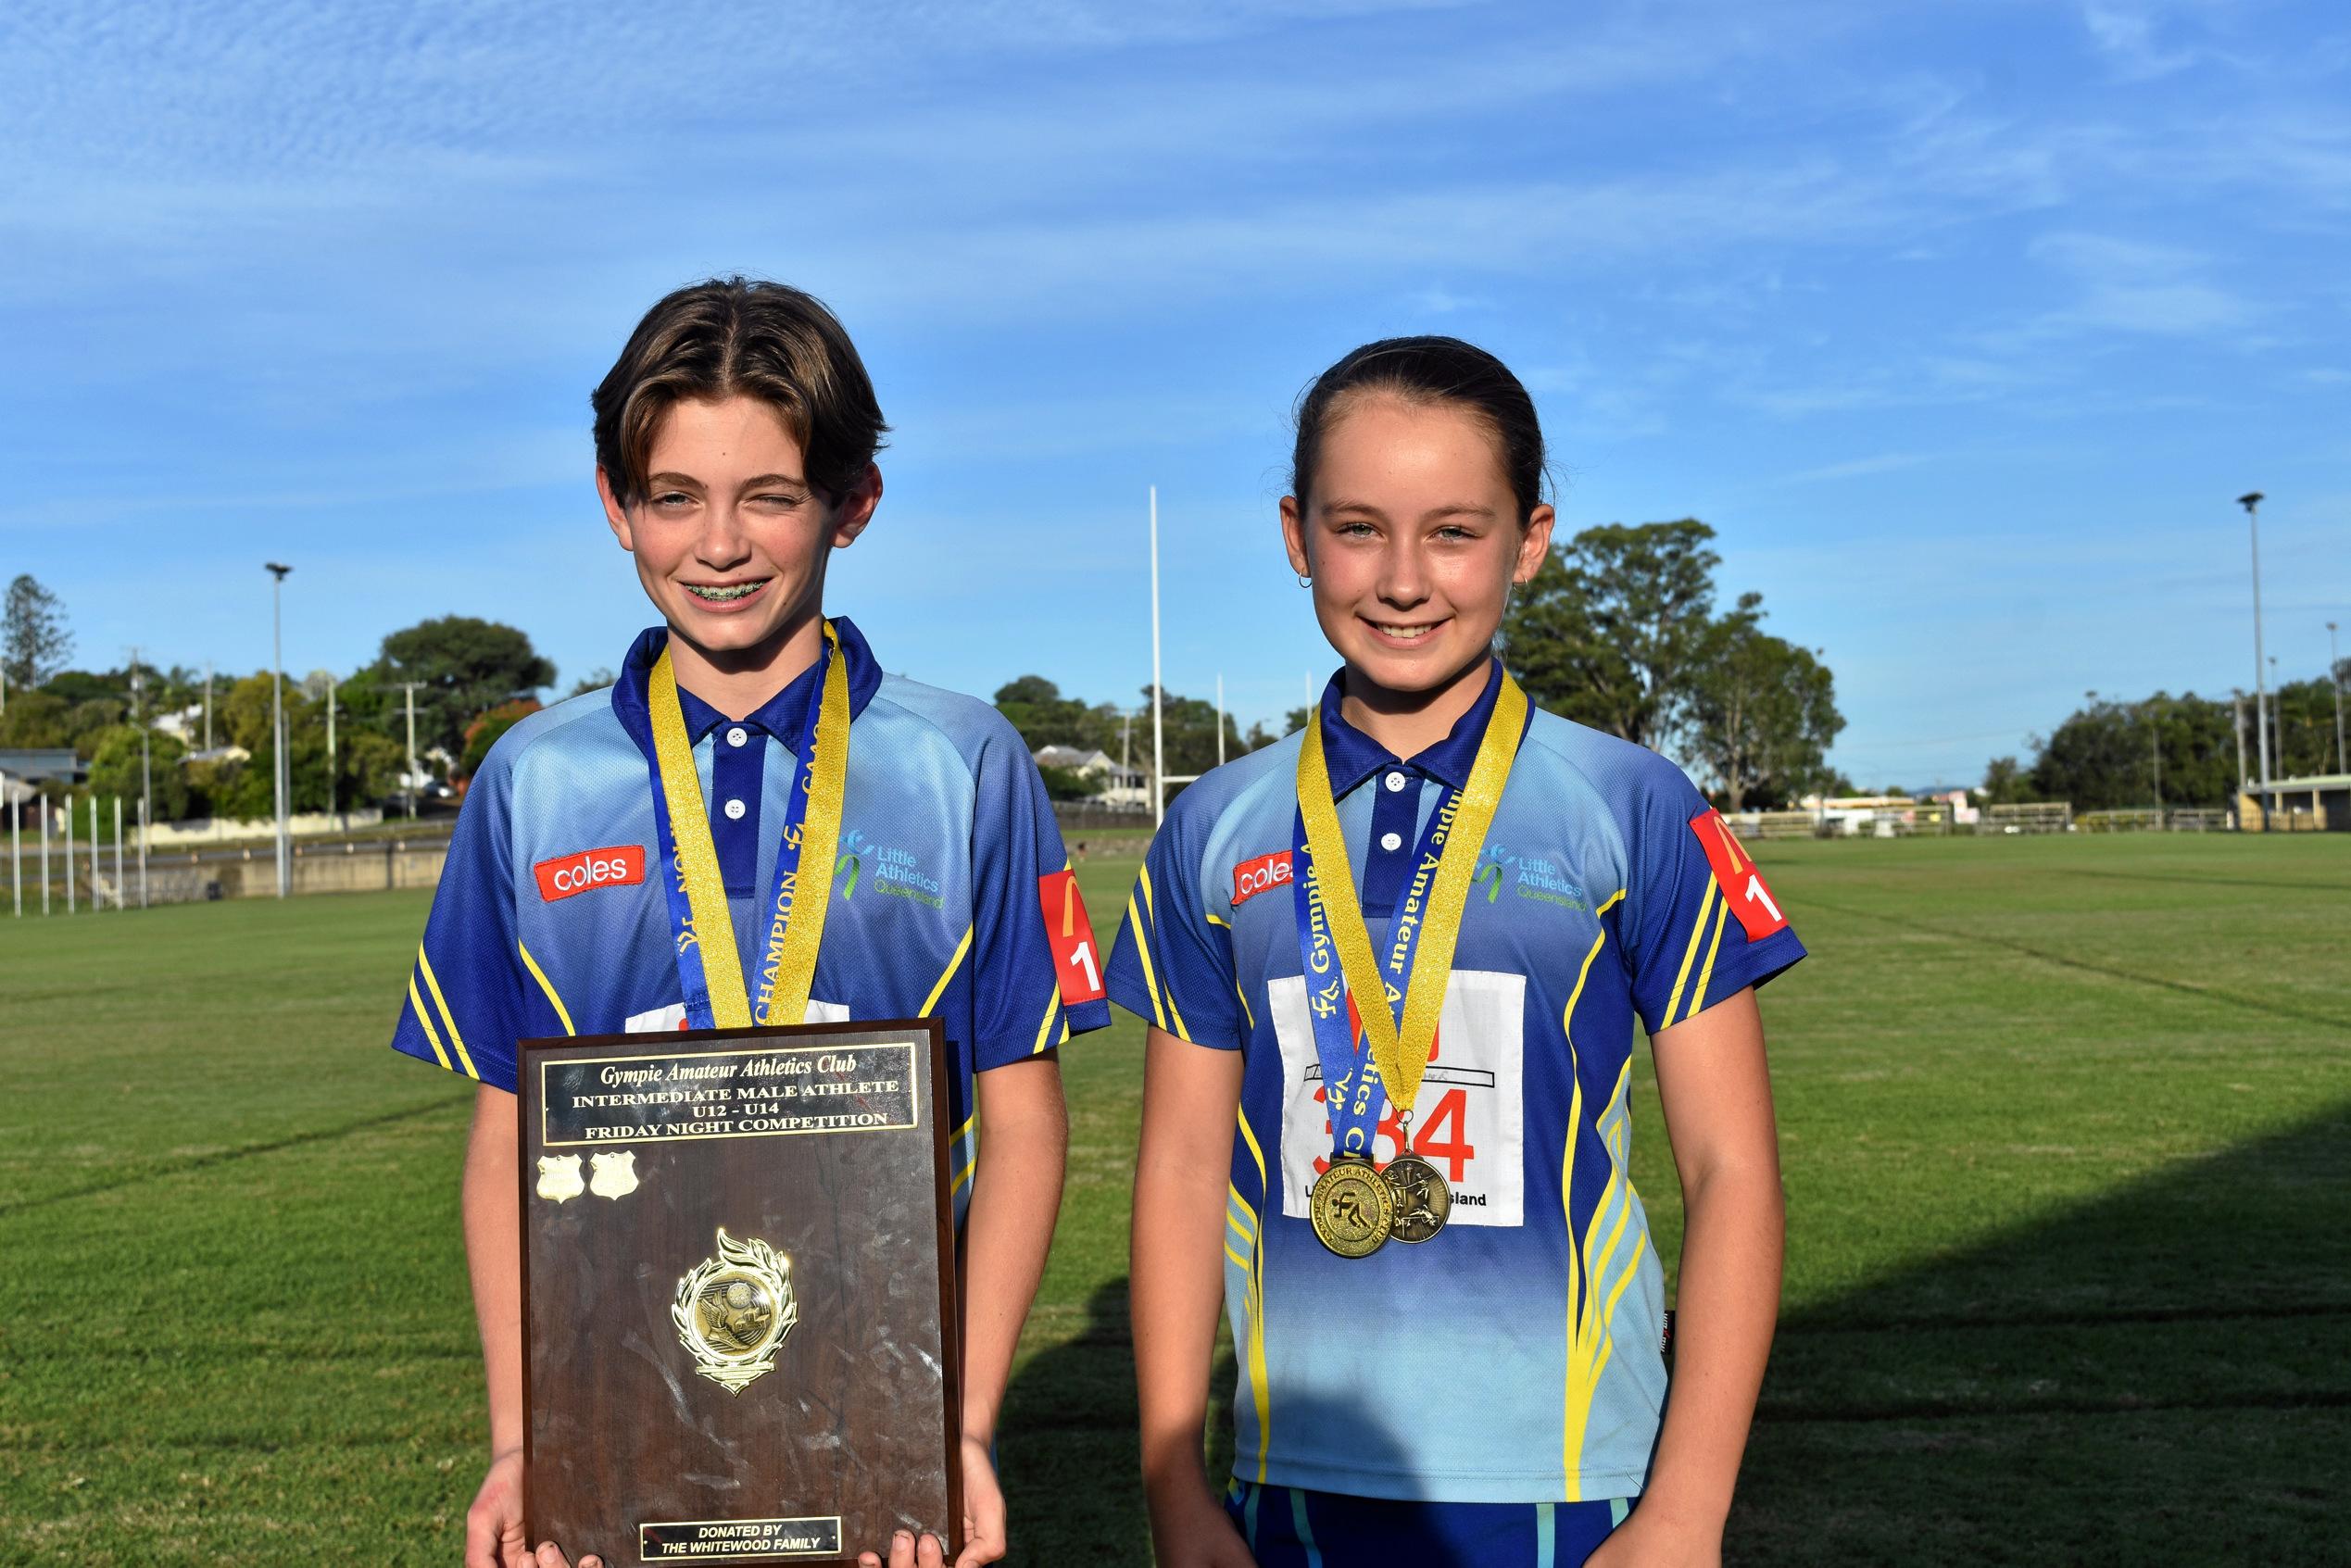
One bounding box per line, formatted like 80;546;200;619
518;1021;961;1566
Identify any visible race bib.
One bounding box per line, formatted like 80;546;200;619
1267;969;1527;1228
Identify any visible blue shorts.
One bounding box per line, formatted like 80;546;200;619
1226;1481;1632;1567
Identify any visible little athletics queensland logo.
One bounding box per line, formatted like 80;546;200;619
1475;846;1586;911
830;826;944;910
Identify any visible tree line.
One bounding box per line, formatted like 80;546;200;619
2;574;559;821
992;519;1847;809
1982;670;2346;812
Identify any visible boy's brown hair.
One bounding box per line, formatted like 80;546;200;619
592;277;888;506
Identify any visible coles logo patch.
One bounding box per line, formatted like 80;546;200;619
1689;810;1787;941
534;845;647;902
1230;850;1293;909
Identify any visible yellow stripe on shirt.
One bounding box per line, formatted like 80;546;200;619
1661;880;1716;1028
417;948;479;1080
1685;897;1731;1025
1126;890;1167;1031
407;976;452;1073
517;942;576;1037
1138;864;1191;1041
1029;985;1062;1057
920;924;974;1018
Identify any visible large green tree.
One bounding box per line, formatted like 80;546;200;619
371;617;554;759
1503;519;1721;749
1682;595;1843;810
3;574;72;691
992;676;1121;757
2029;693;2238;810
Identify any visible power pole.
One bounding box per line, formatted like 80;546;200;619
395;682;426;819
2330;621;2345;775
131;646;151;907
326;674;338;830
267;563;293;897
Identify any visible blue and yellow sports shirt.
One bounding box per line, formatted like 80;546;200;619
390;617;1110;1218
1106;662;1804;1503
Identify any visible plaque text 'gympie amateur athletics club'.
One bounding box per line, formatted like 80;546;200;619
520;1022;961;1567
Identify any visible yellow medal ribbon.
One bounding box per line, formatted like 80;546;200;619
647;621;852;1028
1295;666;1528;1117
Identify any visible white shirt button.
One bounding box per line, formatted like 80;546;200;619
1385;771;1408;793
723;798;748;821
1378;831;1403;852
725;725;749;748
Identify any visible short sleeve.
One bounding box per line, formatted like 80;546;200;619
387;752;553;1092
1622;771;1806;1036
1105;806;1244;1050
967;721;1113;1071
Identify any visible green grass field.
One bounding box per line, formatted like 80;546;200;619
3;834;2346;1565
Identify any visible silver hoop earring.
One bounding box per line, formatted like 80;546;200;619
1297;572;1313;588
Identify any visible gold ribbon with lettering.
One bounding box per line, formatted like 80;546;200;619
647;621;851;1028
1295;667;1527;1117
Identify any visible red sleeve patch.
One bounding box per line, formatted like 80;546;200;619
1689;809;1788;941
1038;869;1106;1006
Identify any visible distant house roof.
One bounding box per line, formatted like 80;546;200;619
0;748;81;784
1034;745;1144;784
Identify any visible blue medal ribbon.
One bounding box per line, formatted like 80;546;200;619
1290;783;1453;1162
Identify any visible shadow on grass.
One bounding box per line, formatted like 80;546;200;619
1734;1099;2351;1566
1000;1106;2350;1564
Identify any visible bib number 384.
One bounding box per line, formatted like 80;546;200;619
1690;809;1787;940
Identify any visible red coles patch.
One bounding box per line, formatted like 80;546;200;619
1230;849;1293;909
1038;869;1106;1006
534;845;647;902
1690;810;1787;941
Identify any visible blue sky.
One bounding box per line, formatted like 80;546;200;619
4;0;2345;786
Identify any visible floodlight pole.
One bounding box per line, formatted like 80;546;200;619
2330;621;2345;775
1150;485;1165;825
132;646;150;906
203;659;213;752
2237;493;2269;829
267;563;293;897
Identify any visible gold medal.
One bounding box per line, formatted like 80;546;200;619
1381;1152;1452;1243
1308;1154;1395;1259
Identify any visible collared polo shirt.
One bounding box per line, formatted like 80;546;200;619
1106;662;1804;1503
389;616;1110;1221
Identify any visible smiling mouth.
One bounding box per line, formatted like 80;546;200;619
683;579;771;604
1367;619;1444;642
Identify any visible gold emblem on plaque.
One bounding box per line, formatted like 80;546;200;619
588;1150;639;1198
1307;1154;1394;1258
672;1229;798;1394
535;1155;585;1203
